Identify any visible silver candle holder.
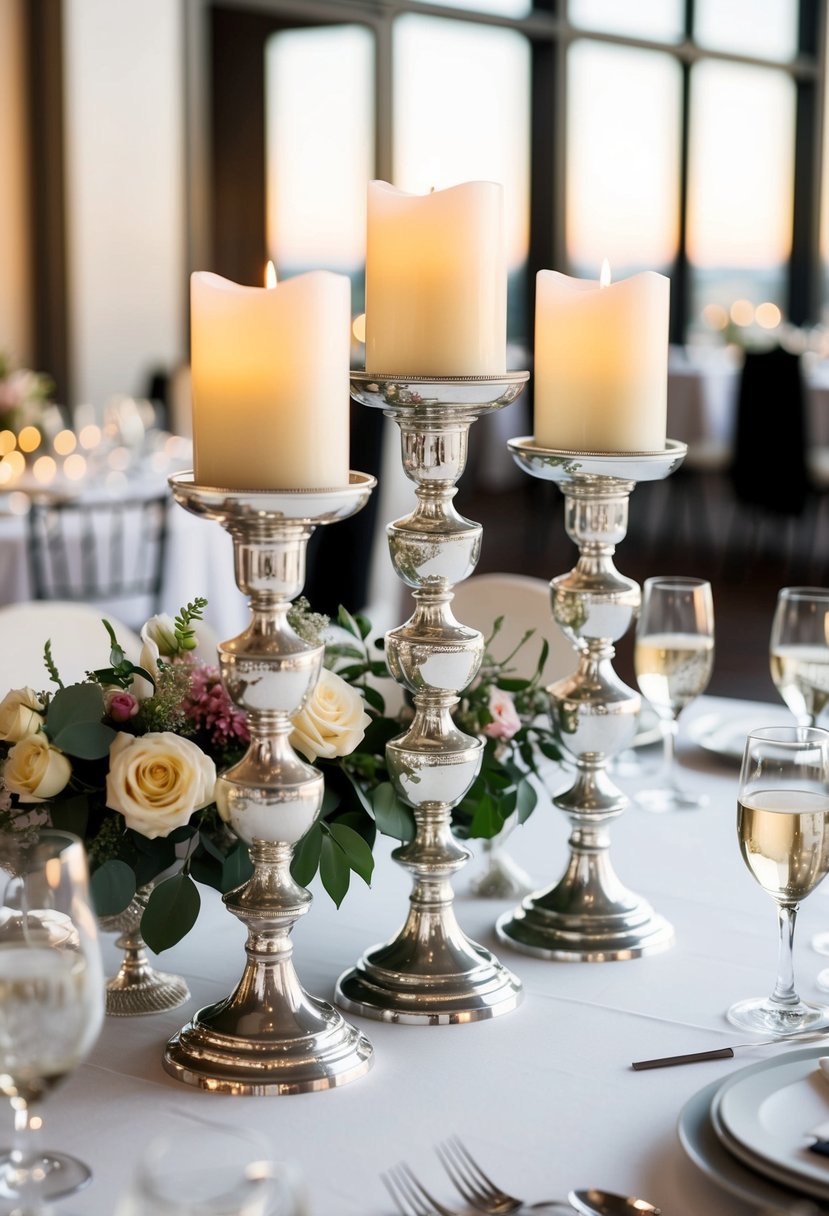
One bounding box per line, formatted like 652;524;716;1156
163;471;375;1094
496;438;686;961
335;373;527;1024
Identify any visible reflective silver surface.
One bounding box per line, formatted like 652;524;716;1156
163;475;375;1093
497;442;683;961
335;375;526;1024
99;883;190;1017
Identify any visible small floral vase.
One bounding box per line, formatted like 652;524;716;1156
468;814;537;899
99;883;190;1017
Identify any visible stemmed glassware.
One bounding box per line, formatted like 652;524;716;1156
727;726;829;1035
633;576;715;812
0;830;105;1212
770;587;829;728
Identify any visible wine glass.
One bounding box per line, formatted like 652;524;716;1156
0;830;105;1210
770;587;829;728
633;576;715;811
727;726;829;1034
115;1114;302;1215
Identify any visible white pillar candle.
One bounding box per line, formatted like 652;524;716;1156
365;180;507;376
534;267;669;452
190;270;350;490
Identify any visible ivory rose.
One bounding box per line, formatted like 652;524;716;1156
290;669;370;763
0;688;44;743
106;731;216;839
4;734;71;802
482;688;522;741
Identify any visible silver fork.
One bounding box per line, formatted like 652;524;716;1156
436;1137;570;1214
383;1162;461;1216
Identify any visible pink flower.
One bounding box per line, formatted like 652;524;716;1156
105;690;140;722
483;689;521;741
183;664;249;750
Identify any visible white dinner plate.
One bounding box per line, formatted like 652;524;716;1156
677;1077;812;1210
711;1047;829;1200
686;705;797;762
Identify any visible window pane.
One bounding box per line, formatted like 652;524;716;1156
566;41;681;277
394;15;531;340
568;0;684;43
687;61;794;333
694;0;798;61
420;0;531;17
265;24;374;300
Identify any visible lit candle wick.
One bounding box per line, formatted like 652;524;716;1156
265;260;277;289
600;259;612;289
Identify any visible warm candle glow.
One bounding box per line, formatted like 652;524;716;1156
600;259;612;289
33;456;57;484
0;463;12;486
63;453;87;481
0;430;15;456
3;450;25;478
54;429;77;455
266;260;277;289
18;426;41;453
79;424;102;450
352;313;366;343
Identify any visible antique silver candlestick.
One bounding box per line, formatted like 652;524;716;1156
163;472;375;1094
496;438;686;961
335;373;527;1024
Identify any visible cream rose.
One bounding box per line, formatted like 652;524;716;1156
105;731;216;839
0;688;45;743
3;734;71;802
290;669;370;763
131;613;180;700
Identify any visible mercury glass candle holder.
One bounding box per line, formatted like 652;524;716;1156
334;373;527;1024
162;471;375;1094
496;438;686;961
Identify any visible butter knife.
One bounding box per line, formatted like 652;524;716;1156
632;1030;829;1070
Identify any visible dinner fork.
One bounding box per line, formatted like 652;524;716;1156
382;1162;461;1216
436;1137;569;1214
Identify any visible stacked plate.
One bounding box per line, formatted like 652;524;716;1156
678;1046;829;1208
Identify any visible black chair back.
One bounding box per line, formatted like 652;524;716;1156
730;345;809;515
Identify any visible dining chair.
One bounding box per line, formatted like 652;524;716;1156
25;493;170;629
450;572;576;684
0;601;141;688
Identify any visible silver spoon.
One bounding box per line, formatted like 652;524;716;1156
568;1189;661;1216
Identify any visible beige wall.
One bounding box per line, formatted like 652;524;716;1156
64;0;186;409
0;0;31;367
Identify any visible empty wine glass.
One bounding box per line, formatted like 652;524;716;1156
633;576;715;811
0;829;105;1212
115;1114;302;1215
727;726;829;1035
770;587;829;728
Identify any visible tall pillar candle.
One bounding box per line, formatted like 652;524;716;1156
365;180;507;376
191;270;350;490
534;268;669;452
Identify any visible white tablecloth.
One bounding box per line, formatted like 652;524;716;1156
32;694;829;1216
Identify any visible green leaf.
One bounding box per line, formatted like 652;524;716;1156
337;605;363;640
198;828;228;863
90;859;136;917
466;793;508;839
46;683;105;739
327;821;374;886
343;768;374;817
337;809;376;850
291;823;323;888
50;720;117;760
319;833;350;907
359;716;402;754
372;782;415;841
140;873;201;953
538;738;561;761
354;613;372;640
516;777;538;824
221;842;252;892
534;638;550;680
361;684;385;714
325;642;365;661
496;677;531;692
47;795;90;839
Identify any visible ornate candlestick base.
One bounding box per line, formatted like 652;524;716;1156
100;884;190;1016
496;440;686;962
163;473;375;1093
335;374;527;1024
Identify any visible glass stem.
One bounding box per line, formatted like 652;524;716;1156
8;1099;50;1216
661;716;678;786
771;902;799;1008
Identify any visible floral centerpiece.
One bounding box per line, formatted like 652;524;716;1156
0;352;53;433
0;598;560;953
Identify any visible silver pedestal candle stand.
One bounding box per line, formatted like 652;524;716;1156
163;471;375;1094
496;439;687;961
335;373;527;1024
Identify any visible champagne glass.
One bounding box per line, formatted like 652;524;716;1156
727;726;829;1034
0;830;105;1212
115;1115;302;1215
633;576;715;811
770;587;829;728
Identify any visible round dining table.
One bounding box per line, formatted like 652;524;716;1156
26;693;829;1216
